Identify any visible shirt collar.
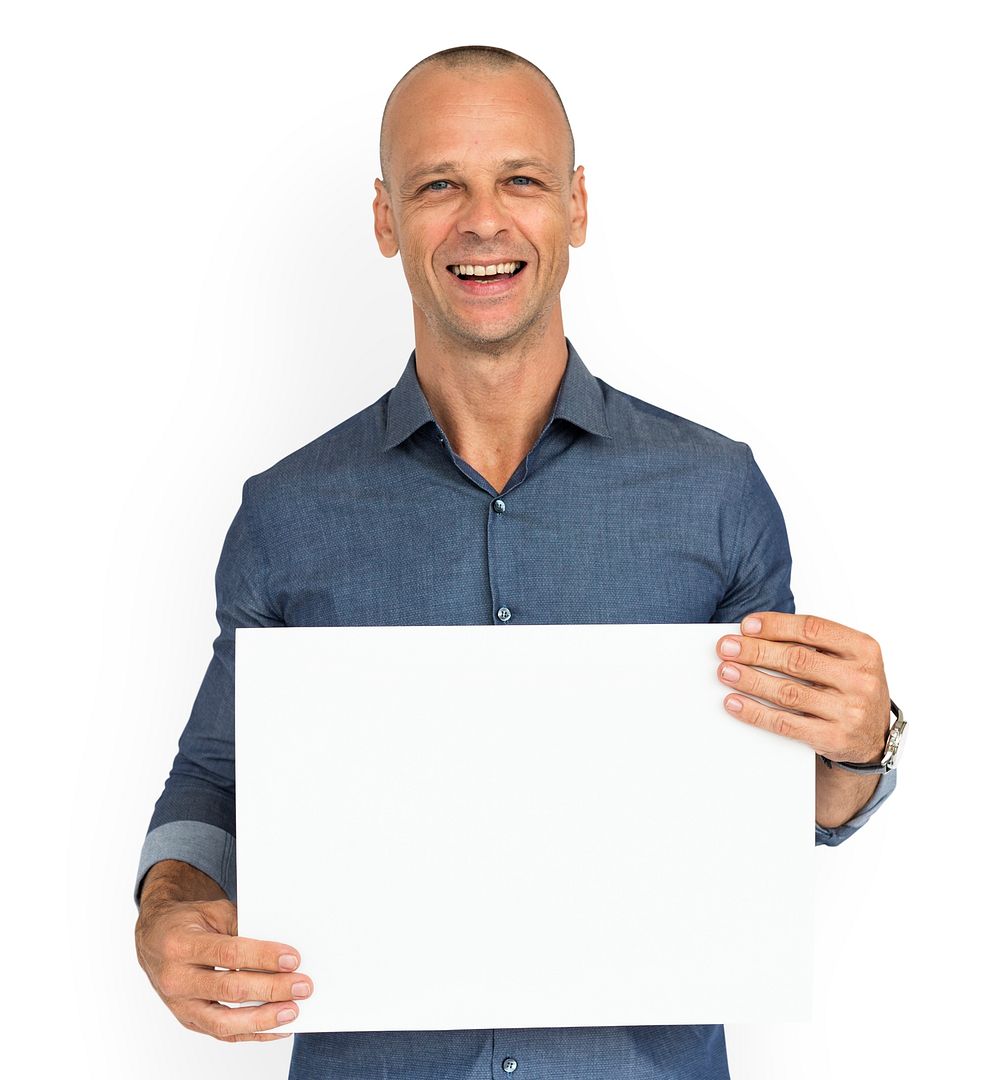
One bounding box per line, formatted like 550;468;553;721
381;336;611;452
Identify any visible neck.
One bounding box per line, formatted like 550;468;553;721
411;304;570;493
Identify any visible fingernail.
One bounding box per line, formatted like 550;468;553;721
721;638;740;657
277;1008;297;1023
292;982;311;998
721;664;739;682
743;617;762;634
279;954;299;971
725;697;743;712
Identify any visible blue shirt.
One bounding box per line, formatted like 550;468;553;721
136;337;896;1079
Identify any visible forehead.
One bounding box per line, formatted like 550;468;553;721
386;66;568;182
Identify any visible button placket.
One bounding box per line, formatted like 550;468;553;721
486;492;514;624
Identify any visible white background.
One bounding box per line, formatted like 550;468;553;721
2;2;996;1077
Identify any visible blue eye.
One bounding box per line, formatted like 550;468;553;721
510;176;536;186
426;180;451;191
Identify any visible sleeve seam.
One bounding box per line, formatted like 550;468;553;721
723;442;753;600
241;475;278;620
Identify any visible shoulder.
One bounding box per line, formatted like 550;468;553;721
599;376;753;478
240;390;391;506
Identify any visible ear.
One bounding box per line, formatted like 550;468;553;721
373;178;399;258
568;166;588;248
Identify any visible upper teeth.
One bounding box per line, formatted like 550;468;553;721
449;262;523;276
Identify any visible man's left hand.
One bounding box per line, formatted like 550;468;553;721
715;612;891;765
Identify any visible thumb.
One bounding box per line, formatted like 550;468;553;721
198;896;238;937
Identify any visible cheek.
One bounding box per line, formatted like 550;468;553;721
524;217;572;260
397;215;447;262
398;243;436;288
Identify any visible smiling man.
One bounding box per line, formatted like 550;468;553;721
134;45;901;1080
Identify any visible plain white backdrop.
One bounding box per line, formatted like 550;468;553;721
2;2;996;1076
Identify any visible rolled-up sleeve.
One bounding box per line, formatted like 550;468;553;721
134;477;282;907
709;444;896;845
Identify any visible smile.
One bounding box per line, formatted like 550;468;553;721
446;261;526;279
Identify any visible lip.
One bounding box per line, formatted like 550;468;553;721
443;263;528;297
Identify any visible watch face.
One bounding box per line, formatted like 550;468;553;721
886;717;907;766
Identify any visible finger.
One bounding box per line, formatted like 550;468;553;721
738;611;879;662
219;1032;292;1042
717;660;842;722
187;998;300;1039
185;930;301;974
716;634;849;692
187;966;313;1004
722;691;824;747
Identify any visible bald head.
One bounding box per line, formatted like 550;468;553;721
379;45;575;191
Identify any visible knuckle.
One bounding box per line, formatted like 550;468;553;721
209;1014;233;1039
250;1011;274;1034
219;971;243;1003
157;964;186;1000
746;704;769;730
787;645;813;676
857;671;880;699
855;630;881;665
215;937;240;971
161;931;187;964
775;679;802;709
803;615;825;642
773;712;794;739
175;1010;201;1033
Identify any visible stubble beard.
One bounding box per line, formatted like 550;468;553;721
410;258;562;360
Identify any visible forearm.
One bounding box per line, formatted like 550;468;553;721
815;755;879;828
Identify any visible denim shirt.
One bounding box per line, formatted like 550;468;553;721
136;338;896;1079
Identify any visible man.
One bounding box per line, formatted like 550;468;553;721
134;45;899;1079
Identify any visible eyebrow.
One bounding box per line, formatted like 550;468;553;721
401;157;563;188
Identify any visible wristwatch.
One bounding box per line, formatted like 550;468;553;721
819;698;906;774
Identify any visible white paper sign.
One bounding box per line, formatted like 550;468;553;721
235;624;814;1032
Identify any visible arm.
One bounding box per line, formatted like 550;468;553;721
134;479;313;1039
135;477;279;907
710;445;897;843
816;763;879;829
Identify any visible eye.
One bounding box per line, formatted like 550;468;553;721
509;176;537;186
424;180;452;191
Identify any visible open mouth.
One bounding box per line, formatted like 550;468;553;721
446;261;527;281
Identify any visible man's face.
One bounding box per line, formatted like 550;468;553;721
373;65;587;352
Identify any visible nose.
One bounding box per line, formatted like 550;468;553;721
454;183;512;242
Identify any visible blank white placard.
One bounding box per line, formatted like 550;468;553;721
235;624;814;1032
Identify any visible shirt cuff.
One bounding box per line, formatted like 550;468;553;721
134;820;237;909
814;766;898;846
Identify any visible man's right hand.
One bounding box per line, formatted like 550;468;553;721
135;860;312;1042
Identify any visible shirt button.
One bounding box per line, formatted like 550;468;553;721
502;1059;518;1073
497;606;512;622
492;498;506;513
